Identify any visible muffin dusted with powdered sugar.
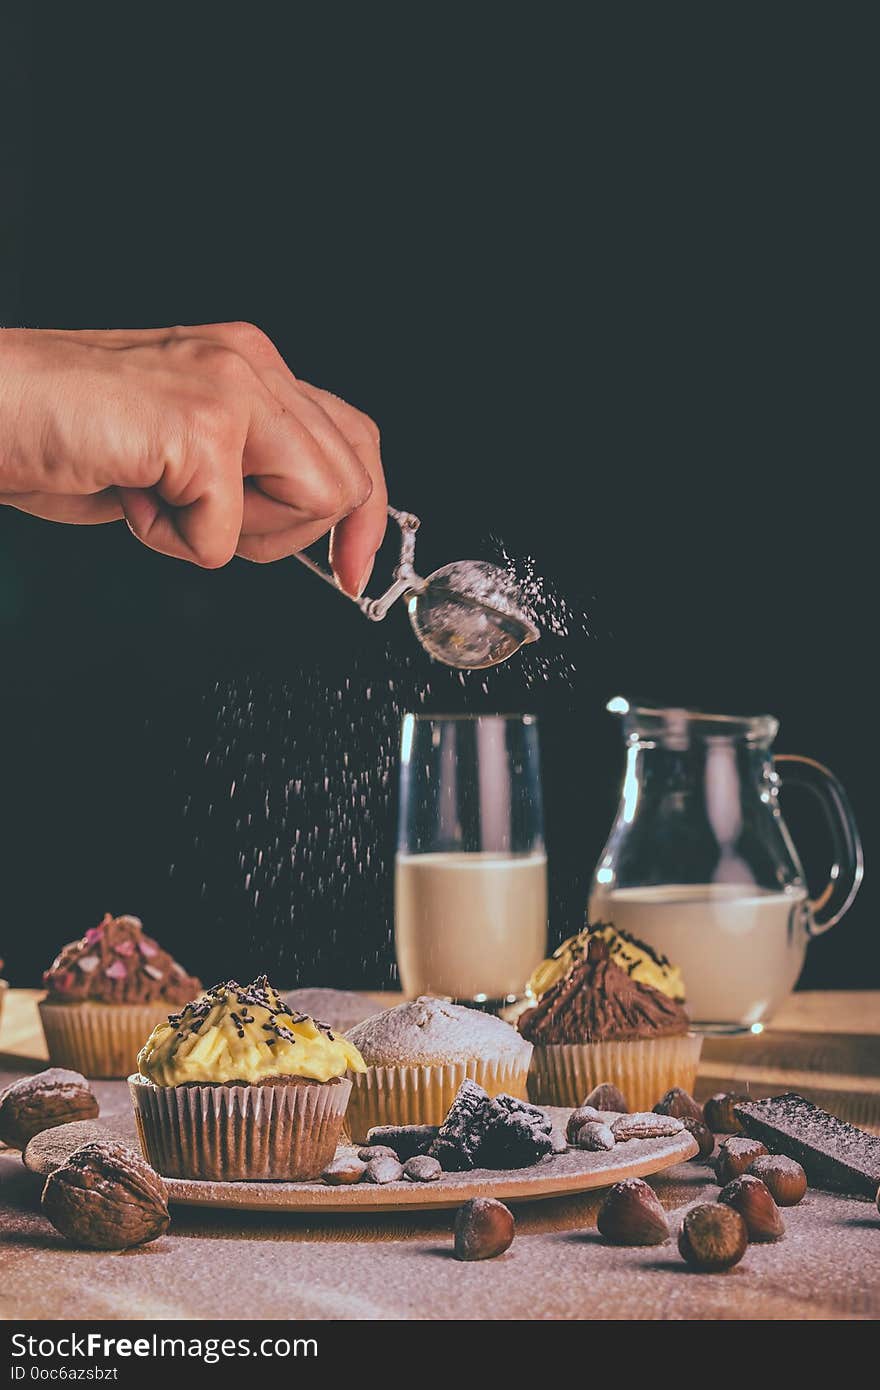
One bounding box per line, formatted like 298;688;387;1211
344;996;532;1142
349;996;533;1066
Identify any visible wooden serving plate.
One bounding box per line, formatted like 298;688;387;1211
23;1107;698;1214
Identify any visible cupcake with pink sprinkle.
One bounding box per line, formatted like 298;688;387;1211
39;914;201;1078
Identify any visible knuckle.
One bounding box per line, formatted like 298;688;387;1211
303;459;371;519
203;340;250;386
343;404;381;456
365;415;381;452
164;336;245;381
287;439;346;521
301;470;345;521
186;391;239;453
350;405;382;452
194;535;237;570
237;536;281;565
218;320;273;358
346;465;374;509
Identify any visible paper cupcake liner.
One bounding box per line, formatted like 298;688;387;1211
38;1001;177;1079
526;1034;703;1112
345;1054;532;1143
129;1074;352;1181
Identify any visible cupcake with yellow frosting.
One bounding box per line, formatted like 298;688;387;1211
518;925;701;1111
129;976;366;1181
526;922;685;1004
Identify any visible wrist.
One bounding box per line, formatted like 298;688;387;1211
0;329;52;493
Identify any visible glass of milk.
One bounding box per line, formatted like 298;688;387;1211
395;713;547;1004
589;698;863;1033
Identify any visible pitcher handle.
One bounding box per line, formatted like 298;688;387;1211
775;754;864;935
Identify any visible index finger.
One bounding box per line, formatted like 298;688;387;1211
296;381;388;596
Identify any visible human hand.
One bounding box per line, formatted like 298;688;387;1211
0;323;387;592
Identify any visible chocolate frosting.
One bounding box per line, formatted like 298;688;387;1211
517;939;690;1044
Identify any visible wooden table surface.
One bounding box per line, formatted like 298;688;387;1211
1;989;879;1321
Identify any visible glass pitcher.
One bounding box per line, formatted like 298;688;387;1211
588;698;863;1033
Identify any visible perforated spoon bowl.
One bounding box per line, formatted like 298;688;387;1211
406;559;539;669
295;506;539;669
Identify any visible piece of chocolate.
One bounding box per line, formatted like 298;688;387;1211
429;1082;554;1172
366;1125;439;1161
479;1093;554;1169
429;1081;495;1171
735;1093;880;1197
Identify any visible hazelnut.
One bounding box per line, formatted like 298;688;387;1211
597;1178;669;1246
41;1141;169;1250
453;1198;515;1261
714;1136;768;1185
403;1155;442;1183
678;1202;748;1271
322;1156;366;1185
653;1087;703;1122
681;1117;715;1162
566;1106;605;1143
575;1122;616;1152
718;1175;785;1241
703;1092;749;1134
583;1083;629;1113
358;1145;398;1163
747;1155;807;1206
0;1069;99;1149
363;1155;404;1184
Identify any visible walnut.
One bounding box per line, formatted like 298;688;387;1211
41;1141;170;1249
0;1069;99;1148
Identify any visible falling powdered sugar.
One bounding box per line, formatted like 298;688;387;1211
169;542;597;984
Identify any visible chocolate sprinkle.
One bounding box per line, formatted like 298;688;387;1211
159;977;334;1046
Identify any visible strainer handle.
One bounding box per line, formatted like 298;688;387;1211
293;505;425;622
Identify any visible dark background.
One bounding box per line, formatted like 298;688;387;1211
0;7;874;991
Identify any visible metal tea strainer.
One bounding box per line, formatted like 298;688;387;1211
295;505;540;670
